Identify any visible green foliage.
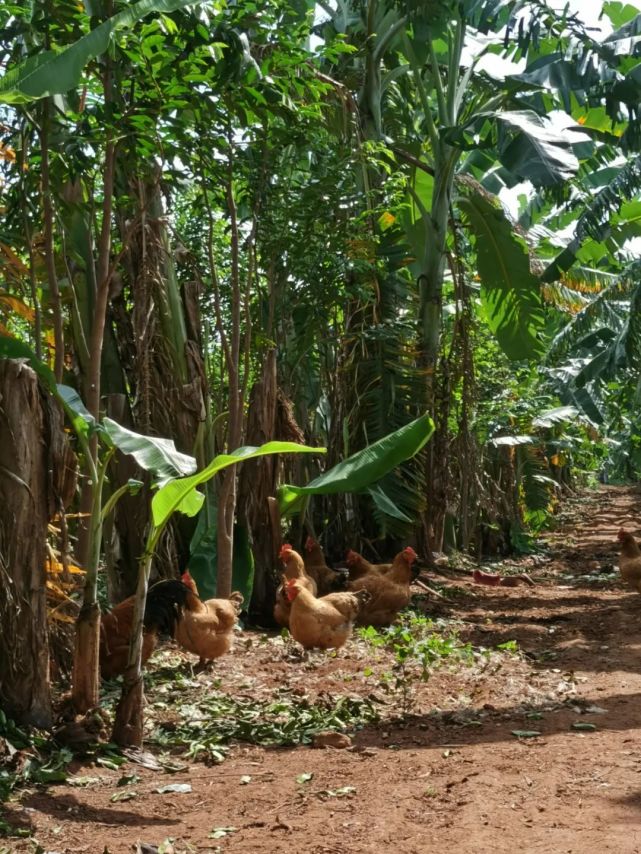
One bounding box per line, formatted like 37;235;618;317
358;611;474;712
150;689;379;759
153;441;325;528
0;0;208;103
458;183;544;361
0;710;71;803
278;413;434;516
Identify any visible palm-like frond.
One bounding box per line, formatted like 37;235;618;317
576;155;641;244
517;444;556;514
546;270;632;362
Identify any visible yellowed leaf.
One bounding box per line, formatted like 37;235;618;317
0;293;35;322
47;558;85;575
378;211;395;230
0;142;16;163
48;610;76;624
0;241;29;279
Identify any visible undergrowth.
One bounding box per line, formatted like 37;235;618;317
358;610;518;713
148;689;380;762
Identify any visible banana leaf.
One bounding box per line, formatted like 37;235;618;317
458;185;544;360
152;442;326;529
102;417;196;484
277;413;434;516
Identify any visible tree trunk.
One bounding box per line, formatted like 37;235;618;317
0;359;76;728
237;357;308;621
238;351;279;622
111;553;151;747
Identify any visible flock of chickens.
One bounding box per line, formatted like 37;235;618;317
98;537;420;679
98;528;641;681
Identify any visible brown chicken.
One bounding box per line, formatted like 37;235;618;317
175;571;244;667
303;536;350;595
345;549;391;581
274;544;318;628
285;578;371;649
617;528;641;592
100;578;190;679
350;546;419;626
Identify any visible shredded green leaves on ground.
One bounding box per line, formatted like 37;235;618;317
148;690;380;761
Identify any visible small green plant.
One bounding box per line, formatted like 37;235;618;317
496;639;519;653
358;612;474;714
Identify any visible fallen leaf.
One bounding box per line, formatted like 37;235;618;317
160;760;188;774
511;730;541;739
296;772;313;784
571;722;597;731
110;790;138;803
209;826;237;839
67;775;102;787
117;773;140;787
154;783;192;794
316;786;356;799
123;748;163;770
96;756;124;771
240;775;252;785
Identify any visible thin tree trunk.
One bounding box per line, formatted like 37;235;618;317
40;99;64;382
237;353;277;614
111;552;151;746
216;166;244;597
418;153;457;553
72;58;117;714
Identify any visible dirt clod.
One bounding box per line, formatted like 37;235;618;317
312;731;352;749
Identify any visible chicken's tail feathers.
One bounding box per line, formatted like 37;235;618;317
144;579;191;637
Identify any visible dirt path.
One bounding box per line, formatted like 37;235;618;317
6;485;641;854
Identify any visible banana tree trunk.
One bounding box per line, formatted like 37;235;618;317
0;360;76;727
111;552;152;746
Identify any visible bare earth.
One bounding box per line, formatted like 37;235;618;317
5;484;641;853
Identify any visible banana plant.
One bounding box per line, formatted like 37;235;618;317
315;0;599;552
112;439;325;746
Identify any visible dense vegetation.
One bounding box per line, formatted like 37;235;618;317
0;0;640;743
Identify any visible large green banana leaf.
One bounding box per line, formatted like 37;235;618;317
458;184;544;361
102;417;196;484
0;0;207;104
277;413;434;517
152;442;326;529
493;110;580;187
